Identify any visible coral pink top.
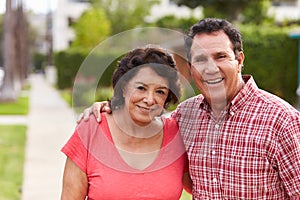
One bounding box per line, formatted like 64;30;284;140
62;113;188;200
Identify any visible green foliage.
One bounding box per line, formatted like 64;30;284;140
170;0;273;24
242;0;274;25
54;49;121;90
60;89;72;107
154;15;198;32
201;0;250;22
90;0;159;34
0;125;26;200
239;24;298;105
95;86;113;102
32;52;47;72
54;50;87;89
71;8;111;50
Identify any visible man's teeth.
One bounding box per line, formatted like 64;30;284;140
205;78;223;84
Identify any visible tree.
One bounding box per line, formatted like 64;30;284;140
1;0;17;101
16;2;29;82
154;15;198;31
170;0;273;24
71;7;111;50
90;0;160;34
1;0;28;102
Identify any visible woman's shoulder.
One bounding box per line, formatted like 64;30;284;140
75;113;108;138
161;116;179;139
161;116;178;127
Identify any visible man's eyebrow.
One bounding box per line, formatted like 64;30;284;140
192;54;207;60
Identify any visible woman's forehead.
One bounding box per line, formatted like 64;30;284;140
129;67;169;87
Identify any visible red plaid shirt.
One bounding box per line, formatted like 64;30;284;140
172;75;300;199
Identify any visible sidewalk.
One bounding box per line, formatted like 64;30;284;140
0;115;27;125
21;74;76;200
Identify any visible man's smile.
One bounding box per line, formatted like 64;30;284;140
204;78;224;84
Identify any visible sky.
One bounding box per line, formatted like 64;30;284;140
0;0;57;14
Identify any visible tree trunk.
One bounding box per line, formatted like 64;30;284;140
16;1;28;86
0;0;18;102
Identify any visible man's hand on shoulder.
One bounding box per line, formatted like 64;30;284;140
76;101;111;123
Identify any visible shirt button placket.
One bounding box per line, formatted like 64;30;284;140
211;123;221;195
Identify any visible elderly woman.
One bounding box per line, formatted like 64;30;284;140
61;46;192;199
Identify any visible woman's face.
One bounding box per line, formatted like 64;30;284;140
122;67;169;126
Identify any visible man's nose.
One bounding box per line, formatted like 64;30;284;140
203;59;219;74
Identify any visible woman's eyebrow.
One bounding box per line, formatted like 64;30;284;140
135;81;168;89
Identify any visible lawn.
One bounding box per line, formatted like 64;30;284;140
0;125;27;200
181;190;192;199
0;95;29;115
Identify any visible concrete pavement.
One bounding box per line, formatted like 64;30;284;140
21;74;77;200
0;115;27;125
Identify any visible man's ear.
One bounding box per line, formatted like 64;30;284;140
237;51;245;72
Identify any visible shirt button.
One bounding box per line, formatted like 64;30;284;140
212;150;216;155
215;124;219;129
213;178;218;183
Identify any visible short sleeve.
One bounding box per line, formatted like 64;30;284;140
61;121;91;173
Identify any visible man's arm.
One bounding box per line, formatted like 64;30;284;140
182;171;193;194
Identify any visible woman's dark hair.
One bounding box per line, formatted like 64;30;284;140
185;18;243;62
109;46;181;111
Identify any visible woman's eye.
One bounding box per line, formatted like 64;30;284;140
137;86;146;90
157;90;166;95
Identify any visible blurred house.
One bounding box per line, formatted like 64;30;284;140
270;0;300;22
52;0;90;51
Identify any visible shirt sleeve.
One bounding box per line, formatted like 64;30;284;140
276;117;300;197
171;103;181;120
61;122;90;173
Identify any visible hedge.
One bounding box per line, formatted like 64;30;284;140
54;49;122;90
240;25;298;105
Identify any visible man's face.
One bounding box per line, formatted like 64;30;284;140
190;30;244;107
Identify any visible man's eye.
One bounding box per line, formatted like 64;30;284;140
217;54;226;59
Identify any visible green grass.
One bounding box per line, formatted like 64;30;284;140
0;95;29;115
60;89;72;107
0;125;27;200
180;190;192;199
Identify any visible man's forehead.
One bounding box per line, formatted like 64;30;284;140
190;44;213;57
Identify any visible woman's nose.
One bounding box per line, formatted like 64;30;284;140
143;92;155;105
